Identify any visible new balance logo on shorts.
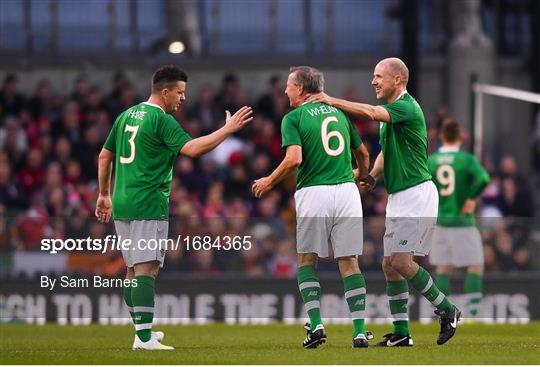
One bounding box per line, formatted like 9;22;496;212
385;232;394;239
399;240;408;246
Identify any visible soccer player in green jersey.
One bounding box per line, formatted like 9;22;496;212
95;65;253;350
428;119;490;320
309;58;460;346
252;66;371;348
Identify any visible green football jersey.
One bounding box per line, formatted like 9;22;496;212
380;92;432;194
428;147;490;227
281;102;362;190
103;102;192;220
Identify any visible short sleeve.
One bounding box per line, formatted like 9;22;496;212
158;114;192;154
103;116;119;153
347;117;362;150
382;99;413;124
281;113;302;148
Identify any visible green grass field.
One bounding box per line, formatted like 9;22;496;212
1;322;539;364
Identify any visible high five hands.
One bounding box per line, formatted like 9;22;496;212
225;106;253;132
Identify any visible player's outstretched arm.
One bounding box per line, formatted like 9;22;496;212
252;145;302;198
180;106;253;157
96;148;114;223
307;92;391;123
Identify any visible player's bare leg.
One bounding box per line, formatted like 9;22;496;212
338;256;369;348
131;261;173;350
297;253;326;348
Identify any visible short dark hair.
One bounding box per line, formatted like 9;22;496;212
440;118;462;143
289;66;324;93
152;65;188;92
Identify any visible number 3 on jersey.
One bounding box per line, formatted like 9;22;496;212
321;116;344;156
120;124;139;164
436;164;455;196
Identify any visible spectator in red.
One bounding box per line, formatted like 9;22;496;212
14;197;52;250
267;238;296;277
17;148;45;200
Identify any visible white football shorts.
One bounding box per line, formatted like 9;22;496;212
295;182;363;258
383;180;438;256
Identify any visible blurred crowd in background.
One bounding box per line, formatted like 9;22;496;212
0;72;536;278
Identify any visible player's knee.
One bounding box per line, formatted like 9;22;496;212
297;253;318;267
125;267;135;280
467;264;483;275
436;265;453;275
382;257;396;275
337;256;360;277
134;261;160;278
388;256;409;274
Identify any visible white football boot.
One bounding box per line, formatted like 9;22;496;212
152;331;165;342
132;330;165;346
132;334;174;350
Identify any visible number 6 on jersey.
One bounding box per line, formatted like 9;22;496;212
321;116;345;156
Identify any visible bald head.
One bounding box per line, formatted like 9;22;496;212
377;57;409;84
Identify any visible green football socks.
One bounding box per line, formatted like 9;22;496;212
297;265;322;332
132;275;156;342
435;273;452;296
464;273;483;317
123;281;136;324
410;267;455;314
386;280;410;337
343;273;367;337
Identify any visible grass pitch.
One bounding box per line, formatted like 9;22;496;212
1;322;539;364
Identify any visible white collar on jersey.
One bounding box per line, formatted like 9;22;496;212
439;146;460;153
390;90;408;103
142;101;165;113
